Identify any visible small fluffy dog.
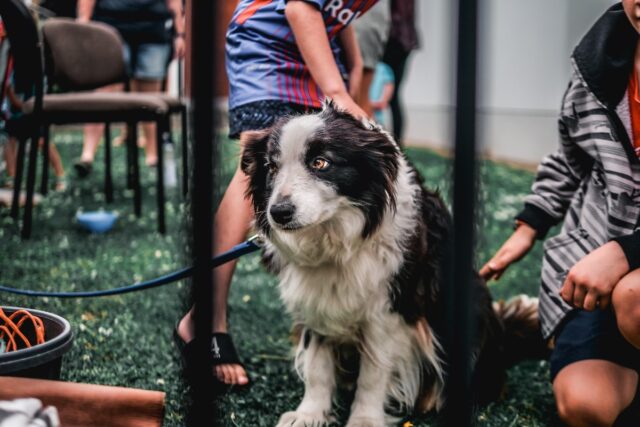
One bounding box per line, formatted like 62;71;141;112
241;102;545;427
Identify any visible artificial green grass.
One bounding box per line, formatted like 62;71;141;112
0;129;555;426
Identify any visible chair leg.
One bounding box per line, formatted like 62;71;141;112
181;107;188;198
156;117;167;234
10;137;26;219
22;129;41;239
129;122;141;217
126;123;134;190
104;123;114;203
40;126;50;196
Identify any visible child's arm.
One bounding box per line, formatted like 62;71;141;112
338;25;363;100
481;111;593;281
77;0;96;22
285;0;366;118
479;221;537;281
166;0;186;59
371;82;395;110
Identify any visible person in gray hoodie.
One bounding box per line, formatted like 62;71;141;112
481;2;640;425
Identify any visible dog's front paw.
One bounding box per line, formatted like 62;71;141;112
345;416;385;427
276;411;331;427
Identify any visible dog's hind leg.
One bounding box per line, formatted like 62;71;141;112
276;330;336;427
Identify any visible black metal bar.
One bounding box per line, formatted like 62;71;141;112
40;125;49;196
443;0;478;425
105;123;114;203
181;106;189;198
126;123;134;189
10;137;26;219
130;122;141;217
188;0;217;424
156;118;166;234
22;129;40;239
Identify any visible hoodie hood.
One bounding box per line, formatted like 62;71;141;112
573;3;638;109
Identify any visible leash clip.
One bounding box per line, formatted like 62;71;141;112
247;233;265;247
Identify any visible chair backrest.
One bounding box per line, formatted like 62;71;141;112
42;18;127;91
0;0;44;106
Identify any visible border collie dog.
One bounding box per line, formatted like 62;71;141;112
241;102;543;427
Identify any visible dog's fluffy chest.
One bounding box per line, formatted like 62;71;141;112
276;234;406;339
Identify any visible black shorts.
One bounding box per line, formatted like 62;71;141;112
228;100;320;140
549;308;640;381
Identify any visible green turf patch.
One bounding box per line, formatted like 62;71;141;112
0;132;555;426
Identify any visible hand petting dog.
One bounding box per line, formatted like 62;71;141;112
480;222;537;281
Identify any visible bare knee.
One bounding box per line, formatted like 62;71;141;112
555;387;619;427
613;270;640;349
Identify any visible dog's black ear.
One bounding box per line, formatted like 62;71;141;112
240;129;271;177
240;128;273;233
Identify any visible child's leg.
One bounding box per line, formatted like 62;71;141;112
4;137;16;178
553;360;638;427
80;124;103;164
177;132;254;385
48;143;65;178
613;269;640;349
79;84;124;167
550;296;640;426
130;79;162;166
48;143;66;191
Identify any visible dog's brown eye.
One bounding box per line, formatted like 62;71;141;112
267;162;278;174
310;157;330;171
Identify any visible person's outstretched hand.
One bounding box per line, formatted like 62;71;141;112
559;241;630;311
480;222;537;281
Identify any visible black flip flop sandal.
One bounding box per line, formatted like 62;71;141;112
173;326;250;391
73;161;93;178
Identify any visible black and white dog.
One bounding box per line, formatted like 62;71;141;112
241;102;544;427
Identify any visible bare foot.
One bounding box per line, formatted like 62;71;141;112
54;176;67;192
145;156;158;167
176;314;249;386
144;156;158;167
112;135;125;147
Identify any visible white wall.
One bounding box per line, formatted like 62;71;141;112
403;0;616;164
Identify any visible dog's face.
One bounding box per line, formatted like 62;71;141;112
241;102;400;238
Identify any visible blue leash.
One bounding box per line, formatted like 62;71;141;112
0;235;263;298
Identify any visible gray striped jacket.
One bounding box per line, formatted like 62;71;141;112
516;4;640;338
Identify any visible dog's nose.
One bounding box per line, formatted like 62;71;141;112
270;202;295;225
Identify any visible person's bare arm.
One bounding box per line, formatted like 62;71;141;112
285;1;365;118
479;222;537;281
338;25;363;100
77;0;96;22
166;0;185;34
166;0;186;58
371;82;395;110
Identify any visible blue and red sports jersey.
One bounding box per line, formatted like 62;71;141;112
226;0;378;109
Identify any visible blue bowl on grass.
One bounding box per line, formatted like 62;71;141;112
76;211;118;234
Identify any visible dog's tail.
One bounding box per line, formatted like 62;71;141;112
493;294;550;367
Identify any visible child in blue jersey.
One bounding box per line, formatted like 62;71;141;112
176;0;375;387
369;62;395;126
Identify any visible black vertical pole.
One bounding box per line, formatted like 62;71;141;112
189;0;217;425
443;0;478;425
